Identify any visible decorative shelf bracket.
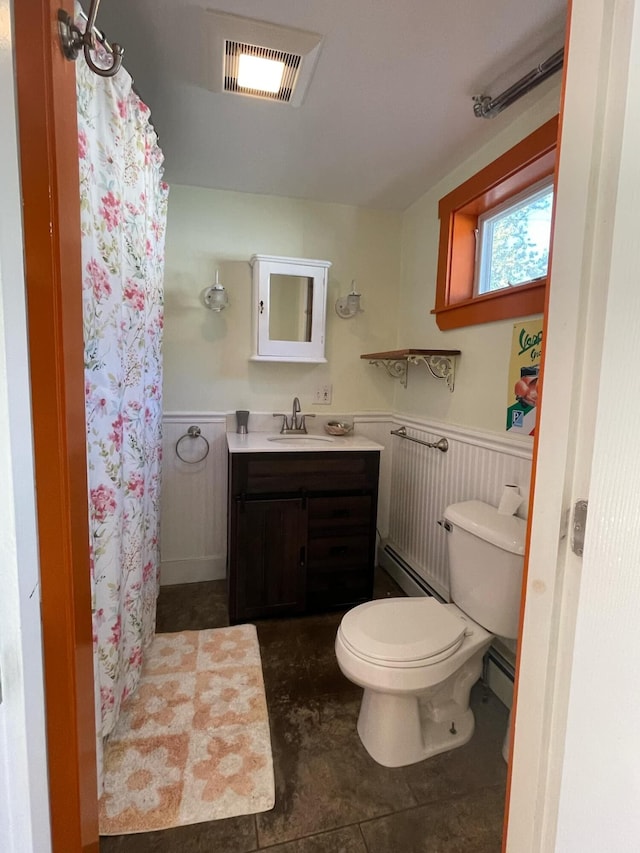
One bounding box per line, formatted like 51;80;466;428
361;349;460;392
408;354;456;391
372;358;409;387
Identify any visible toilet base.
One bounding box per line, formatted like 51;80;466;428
352;648;485;768
357;688;475;767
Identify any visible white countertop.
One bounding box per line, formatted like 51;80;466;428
226;432;384;453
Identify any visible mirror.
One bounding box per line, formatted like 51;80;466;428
269;274;313;342
250;255;331;363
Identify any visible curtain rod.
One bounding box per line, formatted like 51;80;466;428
473;48;564;119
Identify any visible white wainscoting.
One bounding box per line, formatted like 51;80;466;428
161;414;228;585
352;414;393;539
160;411;532;600
160;411;393;586
383;415;533;601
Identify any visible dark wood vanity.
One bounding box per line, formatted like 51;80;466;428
227;449;380;623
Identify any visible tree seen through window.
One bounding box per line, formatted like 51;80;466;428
479;185;553;293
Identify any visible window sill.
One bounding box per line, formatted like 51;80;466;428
431;279;546;330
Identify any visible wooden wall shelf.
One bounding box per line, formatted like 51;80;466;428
360;349;461;391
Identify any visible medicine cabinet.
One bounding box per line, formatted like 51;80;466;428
250;255;331;363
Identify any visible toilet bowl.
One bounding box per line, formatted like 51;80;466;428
335;597;492;767
335;499;526;768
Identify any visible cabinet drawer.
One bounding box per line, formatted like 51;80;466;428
231;451;380;495
308;534;370;568
308;495;372;538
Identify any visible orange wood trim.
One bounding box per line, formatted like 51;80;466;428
434;115;558;330
501;9;571;850
460;150;555;216
433;280;546;330
436;208;455;307
449;213;477;304
438;116;559;213
14;1;99;851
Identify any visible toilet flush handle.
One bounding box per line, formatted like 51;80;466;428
437;519;452;532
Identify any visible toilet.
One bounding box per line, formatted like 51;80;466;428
335;500;526;767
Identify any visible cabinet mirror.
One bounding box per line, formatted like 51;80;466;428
250;255;331;363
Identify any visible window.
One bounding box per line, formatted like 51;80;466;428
476;178;554;296
433;116;558;330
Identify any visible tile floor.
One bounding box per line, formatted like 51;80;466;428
100;569;508;852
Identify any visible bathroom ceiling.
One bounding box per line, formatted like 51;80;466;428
97;0;566;210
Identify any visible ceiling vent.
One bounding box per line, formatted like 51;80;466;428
224;42;302;103
206;11;323;107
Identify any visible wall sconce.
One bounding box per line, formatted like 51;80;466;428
204;270;229;312
335;281;363;319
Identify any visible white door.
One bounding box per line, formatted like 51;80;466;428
507;1;640;850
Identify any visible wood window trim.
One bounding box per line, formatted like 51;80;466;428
433;115;559;331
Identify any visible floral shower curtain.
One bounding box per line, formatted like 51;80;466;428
76;31;169;744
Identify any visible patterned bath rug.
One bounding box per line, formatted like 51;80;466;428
99;625;275;835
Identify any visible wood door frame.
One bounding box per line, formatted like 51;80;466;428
14;1;99;850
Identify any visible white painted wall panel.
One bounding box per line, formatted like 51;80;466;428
160;412;531;600
554;1;640;846
386;416;532;598
352;414;393;539
161;415;228;584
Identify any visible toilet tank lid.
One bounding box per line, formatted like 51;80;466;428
444;500;526;555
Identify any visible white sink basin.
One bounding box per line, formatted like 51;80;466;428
267;435;334;444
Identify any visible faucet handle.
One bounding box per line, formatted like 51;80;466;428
298;413;315;433
273;413;290;432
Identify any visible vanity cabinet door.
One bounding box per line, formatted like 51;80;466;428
230;497;307;622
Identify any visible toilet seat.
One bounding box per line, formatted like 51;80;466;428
339;597;467;668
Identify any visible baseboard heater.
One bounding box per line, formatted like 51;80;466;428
487;645;515;681
379;542;515;703
379;542;448;602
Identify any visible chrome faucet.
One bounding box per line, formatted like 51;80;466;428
273;396;316;434
291;396;302;430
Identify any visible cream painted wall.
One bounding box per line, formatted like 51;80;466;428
163;188;402;414
164;88;562;434
395;86;561;433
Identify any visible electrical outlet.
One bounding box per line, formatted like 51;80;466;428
313;383;332;404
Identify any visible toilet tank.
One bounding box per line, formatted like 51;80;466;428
443;500;526;639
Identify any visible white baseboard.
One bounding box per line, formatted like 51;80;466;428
160;555;226;586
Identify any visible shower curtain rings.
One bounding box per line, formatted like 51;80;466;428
176;426;210;464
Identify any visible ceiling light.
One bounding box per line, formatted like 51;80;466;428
205;11;323;106
237;53;285;94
